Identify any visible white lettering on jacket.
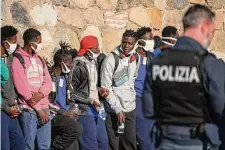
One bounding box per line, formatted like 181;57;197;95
152;65;200;83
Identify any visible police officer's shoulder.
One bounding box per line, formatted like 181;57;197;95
203;52;225;71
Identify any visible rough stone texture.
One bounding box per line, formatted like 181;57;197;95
207;0;225;9
30;4;57;26
140;0;154;7
51;0;69;7
55;6;85;28
215;10;224;30
104;11;128;29
2;0;225;58
211;31;225;51
154;0;168;10
129;6;151;27
83;7;104;27
167;0;189;9
126;21;140;30
102;29;121;53
70;0;94;9
81;25;103;50
40;28;53;44
10;2;30;26
96;0;118;10
163;9;182;30
148;8;163;29
53;27;80;50
189;0;205;4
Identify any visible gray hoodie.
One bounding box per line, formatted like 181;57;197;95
101;47;140;114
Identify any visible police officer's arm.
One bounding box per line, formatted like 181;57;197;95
142;62;154;118
204;56;225;124
101;54;123;114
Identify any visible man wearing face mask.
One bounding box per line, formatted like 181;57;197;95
101;30;140;150
1;25;25;150
153;26;178;56
135;27;155;150
69;35;108;150
12;28;53;150
49;41;83;150
143;4;225;150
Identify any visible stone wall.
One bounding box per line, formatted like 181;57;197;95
1;0;225;60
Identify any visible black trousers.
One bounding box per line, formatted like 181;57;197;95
106;110;137;150
51;115;83;150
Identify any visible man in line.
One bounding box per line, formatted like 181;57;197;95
49;41;83;150
101;30;140;150
153;26;178;56
1;25;25;150
143;4;224;150
12;28;52;150
70;35;108;150
135;27;155;150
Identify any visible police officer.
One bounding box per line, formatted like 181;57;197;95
143;4;225;150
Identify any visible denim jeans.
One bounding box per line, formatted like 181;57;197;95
19;111;51;150
78;115;108;150
1;111;25;150
136;96;155;150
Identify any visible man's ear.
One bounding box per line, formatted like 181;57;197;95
2;41;9;49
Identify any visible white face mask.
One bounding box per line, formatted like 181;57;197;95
31;42;42;53
5;41;17;54
138;39;155;52
88;50;100;60
162;37;177;47
61;62;71;74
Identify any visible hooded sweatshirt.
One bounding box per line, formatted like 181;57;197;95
101;46;140;114
11;48;52;110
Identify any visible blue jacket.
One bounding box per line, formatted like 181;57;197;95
134;52;152;97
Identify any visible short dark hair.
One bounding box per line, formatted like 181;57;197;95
153;36;162;49
182;4;215;31
69;49;78;59
23;28;41;45
53;41;73;67
136;27;152;39
162;26;178;37
1;25;18;43
122;29;138;40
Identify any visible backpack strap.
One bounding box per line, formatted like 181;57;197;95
111;52;119;74
37;55;45;69
134;53;139;64
13;53;25;69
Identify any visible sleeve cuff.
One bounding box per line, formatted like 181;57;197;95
88;98;94;104
114;106;123;114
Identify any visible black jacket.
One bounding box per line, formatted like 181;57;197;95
69;54;106;115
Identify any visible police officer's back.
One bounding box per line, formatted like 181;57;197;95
143;4;225;150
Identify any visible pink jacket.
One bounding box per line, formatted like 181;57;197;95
12;48;52;110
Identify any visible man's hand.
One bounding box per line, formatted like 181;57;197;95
8;105;21;118
99;88;109;98
117;111;125;123
93;99;101;107
27;92;44;107
63;110;78;120
36;110;49;124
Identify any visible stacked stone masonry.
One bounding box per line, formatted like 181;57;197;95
1;0;225;61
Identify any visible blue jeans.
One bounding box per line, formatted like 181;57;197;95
1;111;25;150
136;96;155;150
78;115;108;150
19;111;51;150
